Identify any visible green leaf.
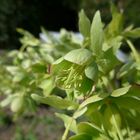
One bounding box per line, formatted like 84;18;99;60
52;57;72;74
31;63;46;73
13;73;25;82
77;76;93;95
125;84;140;98
21;59;31;69
17;28;39;46
105;3;123;38
103;36;122;52
31;94;78;109
79;10;91;38
53;57;64;65
113;97;140;112
85;62;98;81
86;111;103;128
79;93;108;109
0;95;15;107
38;78;54;96
77;122;103;136
11;96;24;112
107;13;123;36
6;66;20;75
73;107;87;119
97;48;120;74
64;49;92;65
117;61;135;78
103;105;122;136
123;28;140;39
55;113;77;133
69;134;92;140
110;1;119;17
111;85;131;97
136;62;140;70
86;101;102;116
126;39;140;62
90;11;103;56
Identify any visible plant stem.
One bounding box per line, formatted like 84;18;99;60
122;113;133;140
20;44;27;52
126;39;140;62
61;117;74;140
111;111;124;140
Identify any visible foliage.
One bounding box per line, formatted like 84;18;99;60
1;0;140;50
1;4;140;140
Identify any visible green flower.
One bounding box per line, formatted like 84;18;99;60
52;48;98;95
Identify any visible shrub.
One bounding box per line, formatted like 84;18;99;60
0;3;140;140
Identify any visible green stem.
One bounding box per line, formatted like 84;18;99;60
101;76;114;93
20;44;27;52
110;109;124;140
126;39;140;62
61;104;85;140
119;108;133;140
113;117;123;140
125;121;133;140
61;117;74;140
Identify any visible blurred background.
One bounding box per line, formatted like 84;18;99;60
0;0;140;140
0;0;140;50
